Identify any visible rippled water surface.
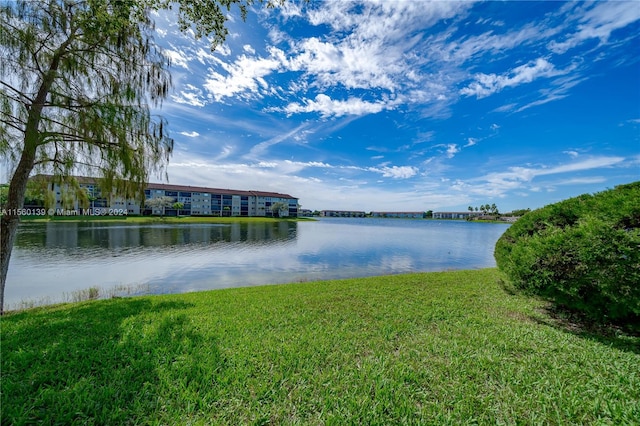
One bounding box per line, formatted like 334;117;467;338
6;218;510;306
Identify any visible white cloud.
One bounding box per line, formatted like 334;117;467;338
460;58;565;98
158;0;636;123
263;1;474;117
194;47;218;64
536;156;625;176
179;131;200;138
214;44;231;57
165;47;192;70
256;161;278;168
306;1;468;36
492;103;517;113
291;160;333;169
289;36;402;92
513;73;586;113
171;84;206;107
216;145;234;161
203;47;285;101
554;177;607;186
464;138;478;147
431;143;462;159
442;23;559;65
279;94;391;118
464;156;626;197
369;166;418;179
249;122;311;157
273;1;304;19
548;1;640;54
446;144;460;158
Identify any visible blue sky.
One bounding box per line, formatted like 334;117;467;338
151;1;639;213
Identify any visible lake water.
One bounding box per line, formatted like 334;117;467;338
5;218;510;308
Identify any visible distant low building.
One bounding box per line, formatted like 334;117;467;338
432;211;483;220
500;216;520;223
371;211;425;219
320;210;366;218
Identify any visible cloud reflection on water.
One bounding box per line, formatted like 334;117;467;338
8;218;509;307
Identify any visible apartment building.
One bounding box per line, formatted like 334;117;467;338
44;176;299;217
144;182;298;217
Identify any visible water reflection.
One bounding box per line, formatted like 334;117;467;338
16;221;297;251
7;218;509;308
292;218;506;278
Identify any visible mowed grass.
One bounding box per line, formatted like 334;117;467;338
20;215;310;224
2;269;638;424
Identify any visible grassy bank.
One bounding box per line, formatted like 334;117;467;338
18;215;311;224
2;269;638;424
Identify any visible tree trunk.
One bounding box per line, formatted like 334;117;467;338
0;33;67;314
0;148;37;314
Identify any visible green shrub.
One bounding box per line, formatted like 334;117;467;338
495;182;640;326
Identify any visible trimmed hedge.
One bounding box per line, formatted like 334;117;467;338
494;182;640;326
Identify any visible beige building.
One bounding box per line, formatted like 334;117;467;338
45;177;299;217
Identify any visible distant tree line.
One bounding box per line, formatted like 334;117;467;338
468;204;500;215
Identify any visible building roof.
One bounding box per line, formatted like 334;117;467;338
146;182;296;199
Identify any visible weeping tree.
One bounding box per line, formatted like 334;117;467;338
145;195;175;216
0;0;271;314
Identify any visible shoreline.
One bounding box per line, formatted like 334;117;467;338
6;267;488;314
15;215;314;224
14;214;512;224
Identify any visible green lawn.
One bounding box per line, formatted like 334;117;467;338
2;269;638;424
19;215;311;224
